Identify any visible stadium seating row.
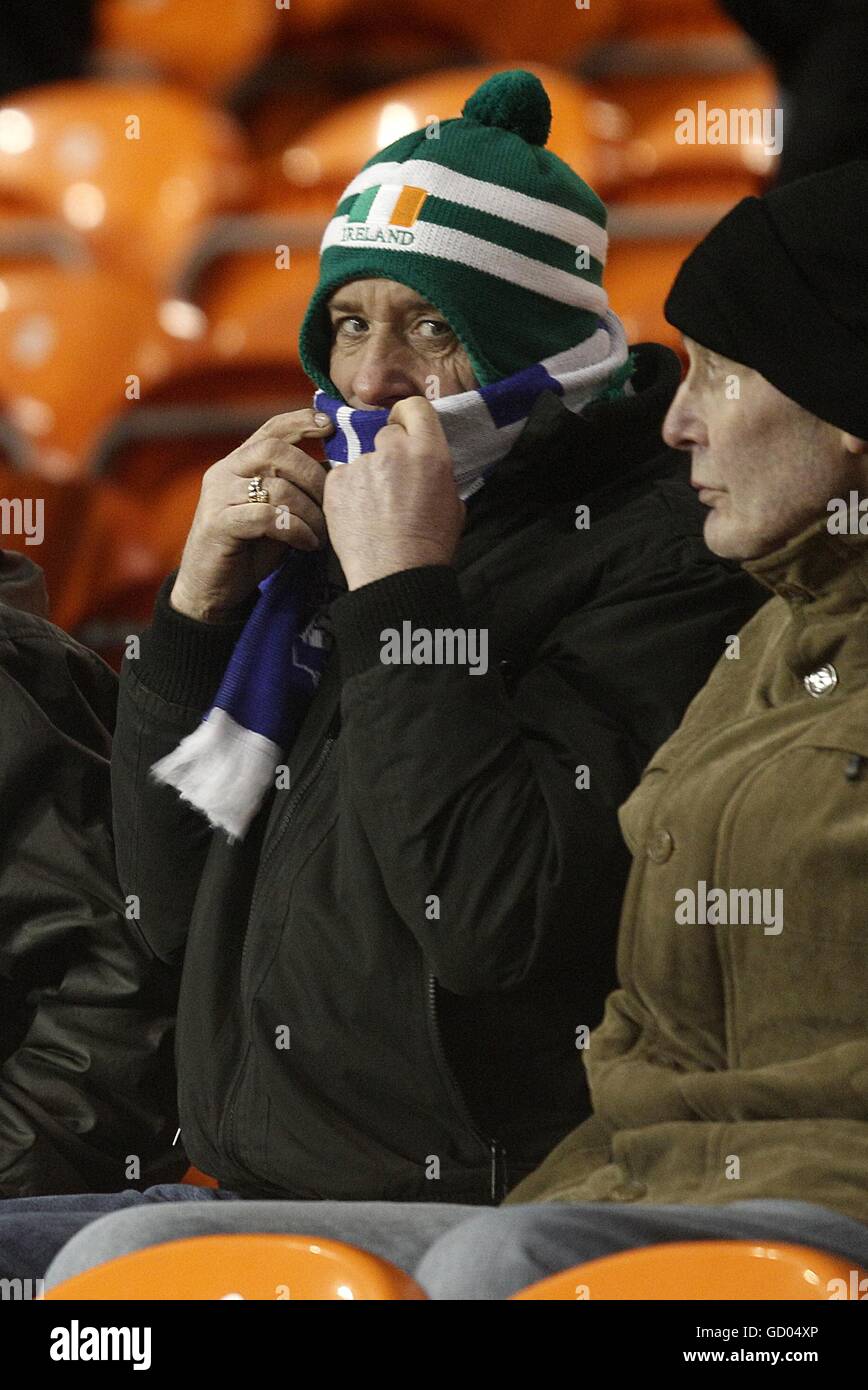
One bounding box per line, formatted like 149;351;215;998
92;0;748;97
43;1227;868;1300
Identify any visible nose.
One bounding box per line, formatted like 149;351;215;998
350;332;419;409
662;380;706;452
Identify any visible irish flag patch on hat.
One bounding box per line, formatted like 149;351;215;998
344;183;429;241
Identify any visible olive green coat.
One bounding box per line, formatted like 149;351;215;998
507;514;868;1225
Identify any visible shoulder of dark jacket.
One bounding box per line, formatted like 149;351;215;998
0;599;118;742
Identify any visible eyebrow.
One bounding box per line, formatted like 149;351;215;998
327;296;440;315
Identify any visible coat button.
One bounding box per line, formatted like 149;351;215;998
804;664;838;697
609;1180;647;1201
646;829;674;863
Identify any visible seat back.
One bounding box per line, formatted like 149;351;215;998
0;464;161;640
0;264;177;479
0;82;250;287
597;69;779;193
511;1240;868;1300
96;0;281;94
276;63;629;208
43;1234;428;1300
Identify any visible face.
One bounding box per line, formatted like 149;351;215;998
327;278;478;409
662;337;868;560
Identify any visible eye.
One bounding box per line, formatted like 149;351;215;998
415;318;453;340
333;315;367;337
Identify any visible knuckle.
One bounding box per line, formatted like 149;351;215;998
264;408;317;434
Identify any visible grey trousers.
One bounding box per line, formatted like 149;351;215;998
41;1193;868;1300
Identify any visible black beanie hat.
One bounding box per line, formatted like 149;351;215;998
664;161;868;440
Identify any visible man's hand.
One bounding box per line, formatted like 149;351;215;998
323;396;465;591
170;408;334;622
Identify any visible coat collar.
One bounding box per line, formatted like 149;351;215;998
743;513;868;611
742;512;868;696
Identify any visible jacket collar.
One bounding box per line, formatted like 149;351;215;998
743;513;868;611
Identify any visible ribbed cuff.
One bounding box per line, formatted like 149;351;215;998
330;565;467;679
136;571;258;708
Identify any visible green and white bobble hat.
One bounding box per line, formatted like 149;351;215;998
299;69;612;397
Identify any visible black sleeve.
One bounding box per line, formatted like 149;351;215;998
0;625;182;1195
111;573;258;963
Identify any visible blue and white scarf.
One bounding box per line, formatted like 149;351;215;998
150;310;630;841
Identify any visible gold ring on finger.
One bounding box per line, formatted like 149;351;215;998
247;475;270;505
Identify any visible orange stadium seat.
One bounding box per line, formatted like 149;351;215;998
182;1166;219;1189
0;407;31;471
595;69;780;194
589;1;754;86
0;83;251;288
415;0;625;65
173;215;322;368
89;321;317;573
43;1234;865;1300
89;288;316;475
268;0;354;36
267;0;620;72
616;0;739;42
0;464;161;639
0;264;180;479
43;1234;428;1300
269;63;630;212
133;467;205;573
267;0;477;94
605;237;699;354
511;1241;868;1300
0;468;81;616
200;249;320;367
96;0;282;95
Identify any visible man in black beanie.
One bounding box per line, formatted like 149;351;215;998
38;162;868;1301
662;159;868;539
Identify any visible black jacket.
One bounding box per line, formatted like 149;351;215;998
0;552;182;1196
112;345;768;1203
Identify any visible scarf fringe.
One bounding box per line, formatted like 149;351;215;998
150;708;281;844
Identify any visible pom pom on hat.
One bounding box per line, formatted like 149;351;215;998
462;69;552;147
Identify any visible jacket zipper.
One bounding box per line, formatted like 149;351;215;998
240;733;338;983
250;731;339;905
426;972;506;1203
221;734;338;1163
